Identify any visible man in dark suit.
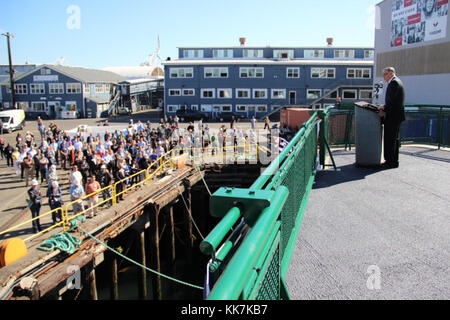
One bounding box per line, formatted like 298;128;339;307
378;67;406;168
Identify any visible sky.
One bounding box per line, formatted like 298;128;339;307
0;0;380;69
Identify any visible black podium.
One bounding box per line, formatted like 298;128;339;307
354;102;382;167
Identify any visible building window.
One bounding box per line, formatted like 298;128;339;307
49;83;64;94
311;68;335;78
256;105;267;112
182;89;195;96
204;67;228;78
183;49;204;58
66;83;82;94
105;84;111;93
273;50;294;59
95;84;104;93
364;50;374;59
240;67;264;78
236;89;251;99
217;89;232;99
40;68;51;75
201;89;215;99
170;68;194;78
347;68;371;79
236;105;247;112
17;102;29;111
243;49;263;58
307;89;322;100
271;89;286;99
287;68;300;78
14;84;28;94
213;49;233;58
30;83;45;94
84;84;91;94
167;105;179;112
324;89;338;99
304;50;324;58
221;105;232;112
359;90;373;100
169;89;181;96
334;50;355;58
31;101;46;111
253;89;267;99
342;89;357;99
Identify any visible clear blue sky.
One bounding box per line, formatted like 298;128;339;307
0;0;380;69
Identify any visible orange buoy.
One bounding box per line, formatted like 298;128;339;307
0;238;28;267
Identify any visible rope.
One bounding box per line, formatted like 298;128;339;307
75;224;204;291
176;185;205;240
37;232;82;254
194;164;212;197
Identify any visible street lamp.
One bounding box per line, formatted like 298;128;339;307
1;32;16;109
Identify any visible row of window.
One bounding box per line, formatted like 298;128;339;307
183;49;375;59
168;88;373;100
9;101;77;112
167;104;270;113
169;67;371;79
10;83;111;95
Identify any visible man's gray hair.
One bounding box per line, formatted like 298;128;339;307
383;67;396;74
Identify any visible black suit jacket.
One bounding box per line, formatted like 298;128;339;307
384;77;406;125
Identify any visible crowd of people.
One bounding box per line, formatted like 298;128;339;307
0;115;270;234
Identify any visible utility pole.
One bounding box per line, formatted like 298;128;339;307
2;32;16;109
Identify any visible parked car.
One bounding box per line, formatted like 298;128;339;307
176;109;210;122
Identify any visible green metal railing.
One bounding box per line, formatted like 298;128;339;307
329;103;450;149
200;109;330;300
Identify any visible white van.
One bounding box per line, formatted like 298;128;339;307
0;109;26;133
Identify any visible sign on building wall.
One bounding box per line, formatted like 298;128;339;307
33;75;59;82
391;0;448;47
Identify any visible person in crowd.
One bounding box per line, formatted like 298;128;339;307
70;180;85;217
47;181;63;225
23;152;35;187
85;175;101;218
28;179;42;234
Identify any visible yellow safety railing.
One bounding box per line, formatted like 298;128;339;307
0;143;262;247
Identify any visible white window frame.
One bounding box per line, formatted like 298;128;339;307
304;50;324;58
254;105;267;113
286;67;300;78
342;89;358;100
169;89;182;96
183;49;204;58
271;89;286;99
253;89;268;99
243;49;263;58
14;84;28;94
311;68;335;79
236;105;247;113
239;67;264;78
213;49;233;58
167;105;179;113
169;68;194;79
312;103;322;110
273;50;294;59
334;50;355;58
204;67;228;78
191;105;199;111
84;84;91;94
105;84;111;93
95;84;104;94
347;68;372;79
236;89;251;99
182;89;195;96
31;101;46;112
41;68;51;75
364;50;375;59
66;83;82;94
30;83;45;94
359;89;373;100
201;89;215;99
307;89;322;100
18;102;30;112
49;83;64;94
324;89;338;99
220;105;232;112
217;88;232;99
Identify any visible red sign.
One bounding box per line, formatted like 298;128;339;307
394;37;403;47
404;0;413;7
408;13;422;25
437;0;448;6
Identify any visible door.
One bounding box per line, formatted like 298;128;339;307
48;102;61;119
248;106;256;119
289;91;296;105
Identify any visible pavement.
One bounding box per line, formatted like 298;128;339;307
285;145;450;300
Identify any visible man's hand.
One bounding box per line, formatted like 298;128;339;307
378;105;385;117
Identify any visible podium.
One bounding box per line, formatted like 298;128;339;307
354;102;382;167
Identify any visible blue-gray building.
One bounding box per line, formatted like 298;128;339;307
163;40;375;119
0;64;126;119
